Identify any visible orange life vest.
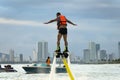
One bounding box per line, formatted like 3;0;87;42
46;59;50;65
58;15;67;25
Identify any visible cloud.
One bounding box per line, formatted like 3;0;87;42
0;18;54;27
0;0;120;21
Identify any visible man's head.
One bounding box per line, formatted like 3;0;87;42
56;12;61;17
48;56;50;59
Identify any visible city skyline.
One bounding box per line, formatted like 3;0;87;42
0;41;120;62
0;0;120;59
83;41;117;63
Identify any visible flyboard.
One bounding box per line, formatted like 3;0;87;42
49;51;75;80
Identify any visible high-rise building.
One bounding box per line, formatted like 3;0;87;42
89;42;97;62
33;49;37;62
109;53;114;61
96;44;100;52
118;42;120;59
0;53;9;62
83;49;90;63
96;44;100;60
100;50;107;61
69;53;76;62
38;41;49;62
9;49;14;62
19;54;23;62
1;54;6;62
14;54;20;62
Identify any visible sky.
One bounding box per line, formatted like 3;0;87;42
0;0;120;59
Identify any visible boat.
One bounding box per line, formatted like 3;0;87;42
0;65;17;72
22;63;66;74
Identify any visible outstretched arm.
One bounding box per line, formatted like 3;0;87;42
67;19;77;26
44;18;57;24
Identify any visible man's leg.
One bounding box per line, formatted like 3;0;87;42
55;33;62;52
63;34;68;52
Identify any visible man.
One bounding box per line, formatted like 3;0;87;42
46;56;51;66
44;12;77;52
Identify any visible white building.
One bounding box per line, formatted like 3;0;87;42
0;53;9;62
83;49;90;63
14;54;20;62
89;42;97;62
33;49;37;62
9;49;14;62
69;52;76;62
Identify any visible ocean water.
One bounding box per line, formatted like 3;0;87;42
0;64;120;80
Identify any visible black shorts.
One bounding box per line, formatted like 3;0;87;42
59;28;67;35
